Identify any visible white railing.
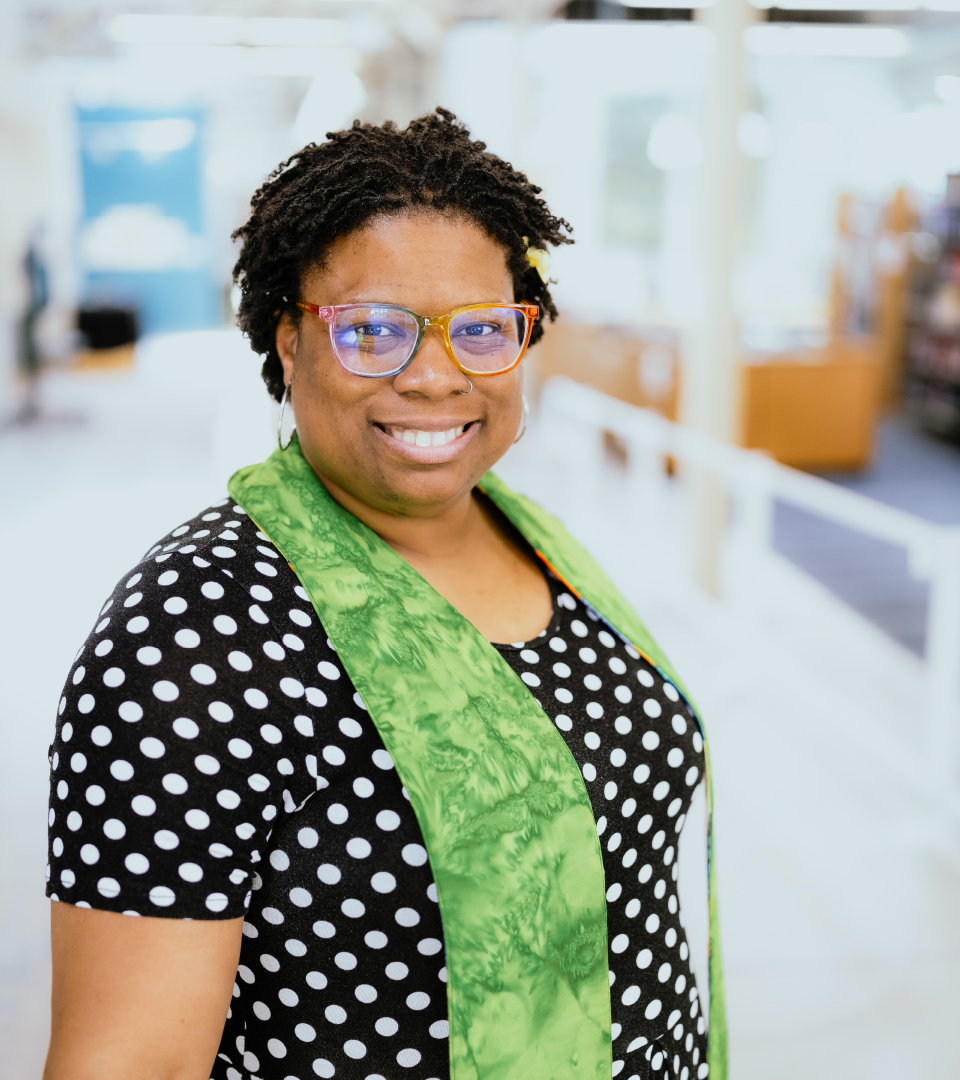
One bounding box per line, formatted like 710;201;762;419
540;376;960;802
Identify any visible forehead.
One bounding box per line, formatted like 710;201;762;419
302;211;514;310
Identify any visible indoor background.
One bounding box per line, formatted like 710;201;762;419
2;0;960;1076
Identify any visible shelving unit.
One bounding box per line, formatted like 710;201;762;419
905;181;960;438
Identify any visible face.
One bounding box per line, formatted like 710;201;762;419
276;212;525;519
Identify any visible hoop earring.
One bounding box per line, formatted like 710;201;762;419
459;380;473;395
513;394;529;444
278;381;295;451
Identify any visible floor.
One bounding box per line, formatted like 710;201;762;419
2;332;959;1080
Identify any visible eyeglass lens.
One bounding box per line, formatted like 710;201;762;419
330;305;526;376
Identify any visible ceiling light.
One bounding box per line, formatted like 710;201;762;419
104;14;384;50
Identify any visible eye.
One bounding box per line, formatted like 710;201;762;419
455;321;501;338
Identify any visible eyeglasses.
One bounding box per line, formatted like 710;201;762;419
296;301;539;378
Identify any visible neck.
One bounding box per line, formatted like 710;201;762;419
311;468;487;563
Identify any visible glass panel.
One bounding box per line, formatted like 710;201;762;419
449;306;525;373
331;305;418;374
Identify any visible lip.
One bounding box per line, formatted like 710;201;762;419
372;419;479;464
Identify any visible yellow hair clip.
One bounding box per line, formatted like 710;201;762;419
523;236;550;284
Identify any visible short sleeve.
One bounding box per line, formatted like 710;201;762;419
46;512;340;919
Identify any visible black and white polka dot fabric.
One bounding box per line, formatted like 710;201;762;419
47;498;708;1080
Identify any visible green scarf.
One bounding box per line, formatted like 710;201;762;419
229;439;726;1080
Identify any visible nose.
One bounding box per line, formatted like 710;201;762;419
391;324;472;398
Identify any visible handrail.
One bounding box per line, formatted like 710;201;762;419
540;376;960;798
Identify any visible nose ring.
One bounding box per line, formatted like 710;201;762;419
459;380;473;395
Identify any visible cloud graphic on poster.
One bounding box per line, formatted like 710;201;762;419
80;204;206;272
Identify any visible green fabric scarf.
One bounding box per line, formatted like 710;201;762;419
229;439;726;1080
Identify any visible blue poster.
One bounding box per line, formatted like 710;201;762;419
77;107;220;333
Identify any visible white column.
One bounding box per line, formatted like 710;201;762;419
682;0;757;593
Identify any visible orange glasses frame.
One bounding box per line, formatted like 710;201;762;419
296;300;539;378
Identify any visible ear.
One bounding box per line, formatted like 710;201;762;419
275;311;299;387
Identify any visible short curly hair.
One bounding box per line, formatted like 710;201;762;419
232;108;573;401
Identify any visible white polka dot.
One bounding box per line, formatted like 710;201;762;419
131;794;156;816
385;962;408;980
406;991;430;1010
67;810;82;830
209;701;233;722
355;983;378;1003
212;546;236;559
417;937;442;955
351;777;374;799
323;745;346;766
645;998;662;1019
140;737;165;759
163;597;188;616
346;837;371;859
312;920;335;939
397;1048;421;1067
376;810;401;831
152;829;178;850
103;818;125;840
295;1024;317;1043
244;688;268;709
371;871;396;893
153;681;179;702
402;844;427;866
584;731;601;750
290;887;313;907
312;1059;335;1077
186;809;210;829
188;664;215;686
583;763;596;782
110;760;134;781
686;766;700;786
294;715;314;738
216;789;240;810
621;985;641;1006
317;660;340;680
85;785;105;805
395;907;420;927
279;988;299;1006
335;952;357;970
606;882;622;902
279;677;304;698
162;773;188;794
270;849;290;871
97;877;120;898
653;781;670;800
78;694;95;714
645;913;660;933
327;803;349;824
586;702;604;719
341;898;366;918
228;738;253;759
372;749;394;770
318;863;342;885
179;862;203;882
638;863;653;882
136;647;161;667
80;844;99;865
125;852;149;874
206;893;229;912
375;1017;398;1036
173;717;199;739
554;688;573;704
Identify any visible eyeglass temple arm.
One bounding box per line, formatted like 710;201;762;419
295;301;334;321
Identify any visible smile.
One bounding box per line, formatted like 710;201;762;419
387;425;465;447
373;420;478;463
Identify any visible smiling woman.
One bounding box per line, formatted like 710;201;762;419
44;109;726;1080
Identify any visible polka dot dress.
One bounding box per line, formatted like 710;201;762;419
47;498;709;1080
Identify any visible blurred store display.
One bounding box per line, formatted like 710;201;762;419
905;173;960;439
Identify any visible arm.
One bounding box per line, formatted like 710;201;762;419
45;902;243;1080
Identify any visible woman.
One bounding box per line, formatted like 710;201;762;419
44;109;724;1080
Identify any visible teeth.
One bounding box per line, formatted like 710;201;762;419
388;426;466;447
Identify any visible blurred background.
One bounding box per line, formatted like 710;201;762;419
3;0;960;1076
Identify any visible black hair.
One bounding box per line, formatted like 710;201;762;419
232;107;573;401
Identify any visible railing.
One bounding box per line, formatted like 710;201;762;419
540;376;960;802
